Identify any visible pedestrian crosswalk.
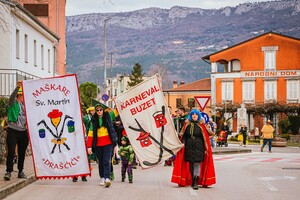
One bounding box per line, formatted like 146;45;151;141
213;153;300;163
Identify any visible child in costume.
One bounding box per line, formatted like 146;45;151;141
118;136;134;183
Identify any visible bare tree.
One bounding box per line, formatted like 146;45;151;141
147;64;173;90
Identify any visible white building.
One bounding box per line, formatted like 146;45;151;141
0;0;59;96
104;74;130;107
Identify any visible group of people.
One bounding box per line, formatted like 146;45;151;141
81;104;135;187
237;120;275;152
3;83;135;188
3;82;274;191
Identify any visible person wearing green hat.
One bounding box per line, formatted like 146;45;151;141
118;136;134;183
4;81;28;181
86;104;118;187
72;106;96;182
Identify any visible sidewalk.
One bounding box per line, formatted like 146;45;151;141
1;144;299;199
0;156;35;199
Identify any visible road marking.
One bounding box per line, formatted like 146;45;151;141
214;155;300;163
261;158;283;162
259;176;296;181
259;179;278;191
258;176;297;191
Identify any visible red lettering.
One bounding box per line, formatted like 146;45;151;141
130;108;137;115
32;90;41;98
130;97;136;105
50;84;56;90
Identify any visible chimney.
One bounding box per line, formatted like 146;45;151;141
180;81;185;86
173;81;178;88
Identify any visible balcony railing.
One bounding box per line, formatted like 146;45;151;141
0;69;39;97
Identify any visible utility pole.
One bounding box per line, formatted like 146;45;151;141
110;52;113;108
103;17;111;103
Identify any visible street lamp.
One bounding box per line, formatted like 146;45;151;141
103;17;111;102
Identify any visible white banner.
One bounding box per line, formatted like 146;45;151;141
115;75;183;169
23;75;90;179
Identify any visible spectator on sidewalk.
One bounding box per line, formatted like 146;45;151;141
254;127;260;140
261;119;274;153
4;81;28;181
239;124;248;147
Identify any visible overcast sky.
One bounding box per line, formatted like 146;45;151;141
66;0;274;16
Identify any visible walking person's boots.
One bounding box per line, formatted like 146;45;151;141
121;174;126;182
192;176;199;190
128;174;133;183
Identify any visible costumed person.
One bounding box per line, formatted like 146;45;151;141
118;136;134;183
4;81;29;180
73;106;95;182
261;119;274;153
207;118;216;148
113;114;124;164
87;104;118;187
171;109;216;190
164;106;176;166
84;106;97;163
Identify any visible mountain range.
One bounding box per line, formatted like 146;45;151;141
66;0;300;89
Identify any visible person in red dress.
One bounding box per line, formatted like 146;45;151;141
171;109;216;189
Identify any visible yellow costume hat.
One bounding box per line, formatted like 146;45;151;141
86;106;95;113
17;86;23;95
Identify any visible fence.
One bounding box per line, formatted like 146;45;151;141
0;69;39;97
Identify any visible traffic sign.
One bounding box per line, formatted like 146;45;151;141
194;96;211;111
201;112;209;124
102;94;109;102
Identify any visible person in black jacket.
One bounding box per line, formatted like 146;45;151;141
179;109;213;190
239;124;248;147
86;104;118;188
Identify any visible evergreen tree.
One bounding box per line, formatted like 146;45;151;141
127;63;145;88
79;82;99;112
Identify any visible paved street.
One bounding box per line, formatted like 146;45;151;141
2;144;300;200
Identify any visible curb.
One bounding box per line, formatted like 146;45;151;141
212;148;252;155
0;174;36;200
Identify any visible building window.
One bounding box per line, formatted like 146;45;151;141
243;81;255;103
176;98;182;108
24;4;49;17
24;34;28;63
287;80;299;103
232;60;241;71
188;98;195;108
41;45;44;70
222;81;233;102
264;80;277;102
48;49;51;72
16;29;20;59
34;40;37;66
262;46;278;71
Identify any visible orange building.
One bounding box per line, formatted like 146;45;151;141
202;31;300;133
163;78;211;116
16;0;66;75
